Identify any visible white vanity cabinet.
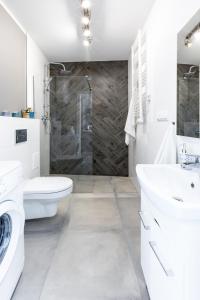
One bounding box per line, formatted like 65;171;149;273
140;191;200;300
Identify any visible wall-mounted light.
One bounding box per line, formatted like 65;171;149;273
185;22;200;47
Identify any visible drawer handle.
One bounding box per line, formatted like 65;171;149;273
138;211;150;230
149;241;174;277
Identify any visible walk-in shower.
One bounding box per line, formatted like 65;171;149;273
177;64;200;137
46;61;129;177
48;67;93;175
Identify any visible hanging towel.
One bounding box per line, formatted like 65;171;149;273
125;29;146;145
154;123;176;164
125;97;136;145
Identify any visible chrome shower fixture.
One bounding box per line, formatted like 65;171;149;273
49;62;71;74
185;22;200;48
183;65;199;79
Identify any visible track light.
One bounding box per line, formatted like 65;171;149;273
83;28;91;37
81;0;91;9
80;0;92;46
185;38;192;48
82;16;90;25
83;39;90;47
194;28;200;40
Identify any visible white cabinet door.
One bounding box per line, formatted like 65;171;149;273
140;193;178;300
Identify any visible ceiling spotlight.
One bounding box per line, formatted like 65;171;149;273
81;0;91;9
82;16;90;25
83;28;91;37
83;39;90;47
194;28;200;40
185;38;192;48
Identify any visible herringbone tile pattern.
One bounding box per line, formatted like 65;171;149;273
50;61;128;176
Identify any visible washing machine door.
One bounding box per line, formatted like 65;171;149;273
0;200;24;282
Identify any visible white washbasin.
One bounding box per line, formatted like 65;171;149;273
136;164;200;221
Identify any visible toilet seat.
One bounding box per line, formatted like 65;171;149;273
23;177;73;200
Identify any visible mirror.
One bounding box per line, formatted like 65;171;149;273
177;9;200;138
0;4;27;113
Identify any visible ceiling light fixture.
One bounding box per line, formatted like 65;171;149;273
81;0;92;46
82;16;90;25
185;22;200;47
83;28;91;37
194;26;200;40
185;38;192;48
81;0;91;9
83;39;90;47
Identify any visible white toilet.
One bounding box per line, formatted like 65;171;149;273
23;177;73;220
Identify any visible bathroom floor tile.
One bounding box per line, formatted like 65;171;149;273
13;175;146;300
93;180;114;193
124;228;150;300
117;197;140;229
40;229;140;300
12;232;60;300
73;180;94;193
78;175;95;182
24;198;70;234
69;197;121;229
71;192;115;198
113;180;138;193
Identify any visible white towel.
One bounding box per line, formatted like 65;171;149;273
154;123;176;164
125;97;136;145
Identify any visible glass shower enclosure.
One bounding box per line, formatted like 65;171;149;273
50;75;93;175
177;77;200;138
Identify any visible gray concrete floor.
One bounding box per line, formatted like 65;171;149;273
12;176;149;300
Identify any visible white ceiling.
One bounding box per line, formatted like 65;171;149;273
2;0;155;62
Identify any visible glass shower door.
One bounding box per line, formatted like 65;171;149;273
50;76;93;174
177;78;199;137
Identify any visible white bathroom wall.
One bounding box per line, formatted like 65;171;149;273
129;0;200;178
0;117;40;179
0;1;50;176
27;36;50;176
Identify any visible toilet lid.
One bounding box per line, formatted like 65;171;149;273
23;177;73;195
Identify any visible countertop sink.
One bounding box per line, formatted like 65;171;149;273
136;164;200;221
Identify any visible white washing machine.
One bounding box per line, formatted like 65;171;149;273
0;161;25;300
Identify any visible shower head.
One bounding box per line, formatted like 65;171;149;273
49;62;71;75
183;65;199;79
59;70;72;75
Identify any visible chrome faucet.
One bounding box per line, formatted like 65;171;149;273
181;154;200;169
180;143;200;169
